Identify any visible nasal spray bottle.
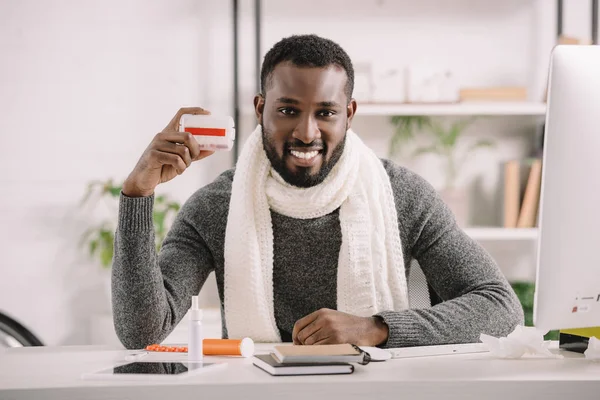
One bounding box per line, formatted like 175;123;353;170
188;296;203;362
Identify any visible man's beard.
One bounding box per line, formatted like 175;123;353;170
261;125;346;188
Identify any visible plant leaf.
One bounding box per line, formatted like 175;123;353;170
89;239;98;256
80;179;182;269
79;180;103;207
388;116;432;157
108;185;122;197
443;121;461;148
154;211;166;234
99;228;114;243
428;119;447;143
465;138;495;155
100;244;113;267
168;202;181;212
442;117;477;148
389;129;405;157
411;144;440;158
79;226;98;247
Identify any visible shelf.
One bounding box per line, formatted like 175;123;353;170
464;227;538;241
355;102;546;116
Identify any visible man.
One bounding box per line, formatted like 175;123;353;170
113;34;523;350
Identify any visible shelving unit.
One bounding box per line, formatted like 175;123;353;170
228;0;596;284
355;102;546;117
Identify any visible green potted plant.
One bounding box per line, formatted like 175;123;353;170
79;179;181;300
510;281;558;341
389;115;494;226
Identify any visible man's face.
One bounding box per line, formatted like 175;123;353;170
255;62;357;188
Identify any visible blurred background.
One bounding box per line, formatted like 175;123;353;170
0;0;597;348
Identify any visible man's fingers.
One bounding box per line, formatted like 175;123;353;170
193;150;215;161
151;150;187;175
292;311;320;344
299;324;327;345
160;131;201;161
163;107;210;132
311;336;334;345
155;141;192;167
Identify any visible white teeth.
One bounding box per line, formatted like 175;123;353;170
290;150;319;160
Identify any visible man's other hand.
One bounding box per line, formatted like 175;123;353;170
292;308;389;346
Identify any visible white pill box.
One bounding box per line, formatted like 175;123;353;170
178;114;235;151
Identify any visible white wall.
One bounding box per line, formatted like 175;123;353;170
0;0;596;345
0;0;231;346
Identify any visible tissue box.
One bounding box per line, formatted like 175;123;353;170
559;327;600;354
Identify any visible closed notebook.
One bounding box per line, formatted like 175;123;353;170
252;354;354;376
272;344;365;364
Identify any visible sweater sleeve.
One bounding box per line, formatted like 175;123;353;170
375;164;524;348
112;193;215;349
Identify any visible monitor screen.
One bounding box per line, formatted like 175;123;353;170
534;45;600;332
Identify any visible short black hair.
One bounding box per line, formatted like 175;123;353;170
260;34;354;101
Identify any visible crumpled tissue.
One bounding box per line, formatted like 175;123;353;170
584;336;600;360
480;325;563;359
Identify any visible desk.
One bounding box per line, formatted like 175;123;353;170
1;343;599;400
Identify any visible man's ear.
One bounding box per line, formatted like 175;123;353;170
346;99;357;130
254;94;265;125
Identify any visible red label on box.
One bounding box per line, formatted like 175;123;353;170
184;127;226;137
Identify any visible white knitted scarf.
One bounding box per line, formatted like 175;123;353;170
224;125;409;342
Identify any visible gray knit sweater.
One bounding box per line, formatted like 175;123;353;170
112;159;524;349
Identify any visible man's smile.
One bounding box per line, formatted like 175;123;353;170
288;147;323;167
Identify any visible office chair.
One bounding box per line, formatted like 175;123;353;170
0;311;44;348
408;259;442;309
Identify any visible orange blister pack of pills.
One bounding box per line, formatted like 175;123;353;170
145;338;254;358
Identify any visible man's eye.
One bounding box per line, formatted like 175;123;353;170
279;108;298;116
318;110;335;117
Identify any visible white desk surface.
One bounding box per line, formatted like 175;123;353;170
1;343;599;400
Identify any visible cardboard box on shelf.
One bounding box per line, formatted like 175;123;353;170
460;87;528;102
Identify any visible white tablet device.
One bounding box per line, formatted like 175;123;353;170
81;361;226;381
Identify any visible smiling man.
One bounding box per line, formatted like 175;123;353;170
113;34;523;349
259;62;349;188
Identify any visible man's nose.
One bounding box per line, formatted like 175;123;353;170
292;115;320;144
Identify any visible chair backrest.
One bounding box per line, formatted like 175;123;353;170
407;259;432;309
0;311;44;347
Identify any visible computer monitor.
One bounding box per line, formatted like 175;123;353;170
533;45;600;333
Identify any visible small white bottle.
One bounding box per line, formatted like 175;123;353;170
188;295;203;361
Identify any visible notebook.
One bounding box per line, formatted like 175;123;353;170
252;354;354;376
272;344;365;364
